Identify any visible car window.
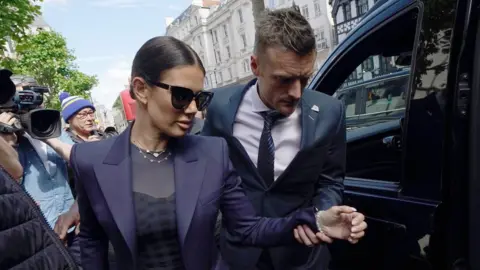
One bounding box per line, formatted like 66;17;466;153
315;7;420;183
336;62;410;130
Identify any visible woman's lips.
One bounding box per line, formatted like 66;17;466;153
177;121;191;130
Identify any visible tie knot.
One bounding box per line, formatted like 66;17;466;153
261;111;284;125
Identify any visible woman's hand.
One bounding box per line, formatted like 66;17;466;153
316;206;367;244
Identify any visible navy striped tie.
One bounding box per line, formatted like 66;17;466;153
257;111;284;186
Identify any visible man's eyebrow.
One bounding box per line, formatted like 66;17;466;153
273;73;313;78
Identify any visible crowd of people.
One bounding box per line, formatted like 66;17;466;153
0;6;367;270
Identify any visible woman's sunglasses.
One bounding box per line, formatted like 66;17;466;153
143;77;214;111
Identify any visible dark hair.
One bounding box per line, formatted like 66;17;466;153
130;36;205;99
254;6;316;56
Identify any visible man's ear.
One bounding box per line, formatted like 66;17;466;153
251;55;261;77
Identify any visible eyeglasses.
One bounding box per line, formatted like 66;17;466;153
77;111;95;120
143;77;214;111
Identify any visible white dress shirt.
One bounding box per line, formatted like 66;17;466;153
233;83;302;181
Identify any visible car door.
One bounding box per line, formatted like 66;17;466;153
308;0;460;269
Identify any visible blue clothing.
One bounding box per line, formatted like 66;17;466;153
18;132;75;228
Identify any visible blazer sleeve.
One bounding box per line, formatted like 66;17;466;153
70;144;110;269
219;139;318;247
313;102;346;210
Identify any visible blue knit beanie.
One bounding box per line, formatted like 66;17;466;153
59;92;95;122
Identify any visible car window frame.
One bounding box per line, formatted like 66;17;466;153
309;4;424;188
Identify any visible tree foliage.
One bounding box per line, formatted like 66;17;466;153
0;0;43;46
1;31;98;110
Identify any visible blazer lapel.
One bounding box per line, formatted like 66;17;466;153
173;137;207;249
225;79;255;136
94;124;136;261
300;90;320;149
223;79;267;187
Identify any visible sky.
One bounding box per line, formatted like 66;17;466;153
40;0;193;108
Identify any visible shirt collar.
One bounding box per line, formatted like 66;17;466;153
250;82;271;113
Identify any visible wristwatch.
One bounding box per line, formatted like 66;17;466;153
314;207;324;233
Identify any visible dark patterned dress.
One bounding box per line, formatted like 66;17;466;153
131;143;185;270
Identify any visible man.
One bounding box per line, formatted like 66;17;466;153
59;92;102;143
203;6;350;270
0;73;81;266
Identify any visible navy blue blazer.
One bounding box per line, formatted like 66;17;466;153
202;79;346;270
70;125;318;270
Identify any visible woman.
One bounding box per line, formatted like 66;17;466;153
70;36;366;270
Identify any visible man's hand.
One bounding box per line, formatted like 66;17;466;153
54;202;80;244
87;134;101;142
316;205;367;244
294;224;333;246
0;112;18;146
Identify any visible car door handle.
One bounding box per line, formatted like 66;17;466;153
383;135;402;150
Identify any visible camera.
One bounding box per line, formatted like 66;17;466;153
0;69;61;140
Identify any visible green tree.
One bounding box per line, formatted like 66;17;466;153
0;0;43;45
1;31;98;110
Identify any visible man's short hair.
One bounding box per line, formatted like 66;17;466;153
254;5;316;56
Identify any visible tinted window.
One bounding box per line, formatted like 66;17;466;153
402;0;457;200
322;8;420;182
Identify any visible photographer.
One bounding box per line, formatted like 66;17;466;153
0;70;78;270
0;71;81;266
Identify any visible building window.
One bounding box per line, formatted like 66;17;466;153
217;72;223;83
343;3;352;20
211;73;216;85
238;9;244;23
198;36;202;47
314;28;327;49
228;67;233;80
195;16;199;25
215;50;222;63
210;30;214;43
205;76;209;88
226;46;231;58
356;0;369;16
243;59;250;73
223;24;228;38
362;57;374;72
269;0;275;8
314;0;321;17
301;5;309;19
213;30;219;43
241;34;247;48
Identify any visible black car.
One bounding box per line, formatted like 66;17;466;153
308;0;480;269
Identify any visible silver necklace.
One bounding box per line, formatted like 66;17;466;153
137;147;171;164
132;141;171;164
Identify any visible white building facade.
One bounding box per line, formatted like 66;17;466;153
93;103;116;130
3;15;52;59
166;0;335;90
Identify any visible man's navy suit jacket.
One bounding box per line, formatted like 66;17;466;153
202;80;346;270
70;124;318;270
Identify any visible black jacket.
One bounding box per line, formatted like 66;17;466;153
0;169;78;270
